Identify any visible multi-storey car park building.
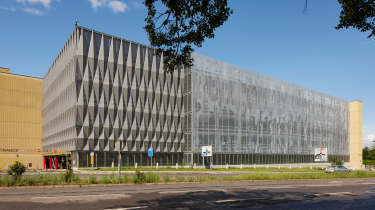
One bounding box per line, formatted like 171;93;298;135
42;26;362;169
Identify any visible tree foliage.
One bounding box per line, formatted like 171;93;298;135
336;0;375;38
144;0;232;73
363;146;375;160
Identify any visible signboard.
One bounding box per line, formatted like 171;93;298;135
201;145;212;157
90;152;94;165
314;148;328;162
148;148;154;157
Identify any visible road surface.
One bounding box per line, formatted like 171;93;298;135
2;178;375;209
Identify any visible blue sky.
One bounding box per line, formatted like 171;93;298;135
1;0;374;147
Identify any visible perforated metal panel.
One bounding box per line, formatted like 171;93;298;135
188;54;349;163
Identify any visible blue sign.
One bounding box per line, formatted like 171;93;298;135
148;148;154;157
202;152;207;157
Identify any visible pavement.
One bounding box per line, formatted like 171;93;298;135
2;178;375;209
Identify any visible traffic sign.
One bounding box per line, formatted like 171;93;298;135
201;145;212;157
148;148;154;157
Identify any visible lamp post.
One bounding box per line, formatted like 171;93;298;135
116;139;122;177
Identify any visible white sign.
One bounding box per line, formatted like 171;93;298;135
201;145;212;157
314;148;328;162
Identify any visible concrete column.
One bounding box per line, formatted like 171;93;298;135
349;101;363;169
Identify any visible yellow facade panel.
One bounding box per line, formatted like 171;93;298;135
0;71;43;170
349;101;363;169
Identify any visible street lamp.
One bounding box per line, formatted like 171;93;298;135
116;139;122;177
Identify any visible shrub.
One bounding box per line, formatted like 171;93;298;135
132;170;146;184
1;175;11;186
100;175;110;184
51;175;58;185
25;176;38;186
109;174;115;183
63;169;75;183
89;175;97;184
145;173;160;183
162;175;171;182
121;175;129;183
7;161;26;181
41;175;49;185
176;177;185;182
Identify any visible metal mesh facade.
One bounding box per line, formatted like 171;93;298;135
43;26;350;167
42;26;184;167
184;54;349;164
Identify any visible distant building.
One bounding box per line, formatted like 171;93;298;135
0;67;43;170
42;26;362;169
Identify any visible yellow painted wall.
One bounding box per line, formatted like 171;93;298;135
0;67;10;73
349;101;363;169
0;70;43;170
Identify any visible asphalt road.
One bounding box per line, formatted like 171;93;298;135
2;178;375;209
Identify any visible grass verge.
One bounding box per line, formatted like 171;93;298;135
1;170;375;187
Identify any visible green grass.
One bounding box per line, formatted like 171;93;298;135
1;170;375;187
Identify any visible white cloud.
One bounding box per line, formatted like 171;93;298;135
87;0;127;13
23;7;43;15
108;0;127;13
16;0;52;8
131;1;144;9
363;125;375;148
88;0;107;10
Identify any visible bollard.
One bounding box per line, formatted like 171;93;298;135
176;163;178;169
156;162;159;169
278;165;280;169
135;162;137;169
240;164;243;169
226;163;229;170
310;165;312;170
193;163;196;169
289;164;291;169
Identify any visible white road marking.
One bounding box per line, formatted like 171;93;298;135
215;199;246;203
31;193;130;203
259;186;296;189
304;184;331;187
104;206;148;210
159;189;208;194
328;181;343;184
313;192;356;197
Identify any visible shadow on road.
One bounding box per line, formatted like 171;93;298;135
106;189;315;209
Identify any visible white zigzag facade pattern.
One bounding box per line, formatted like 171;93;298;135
42;27;185;166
